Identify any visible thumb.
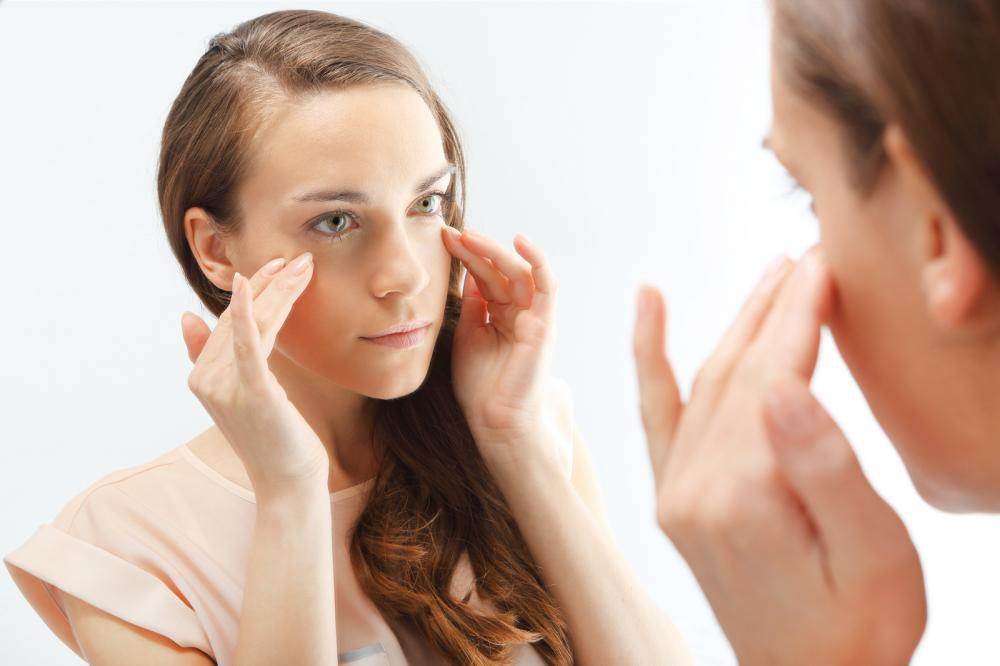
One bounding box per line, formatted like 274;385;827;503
632;284;683;485
762;375;916;591
180;311;212;364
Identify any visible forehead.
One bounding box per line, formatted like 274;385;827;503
243;83;447;201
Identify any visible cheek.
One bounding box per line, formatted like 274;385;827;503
273;269;363;376
819;193;956;489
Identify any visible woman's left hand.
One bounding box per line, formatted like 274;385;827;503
441;225;559;473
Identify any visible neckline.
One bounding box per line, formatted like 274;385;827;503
178;441;375;504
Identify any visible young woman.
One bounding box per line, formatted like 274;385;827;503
4;9;689;666
634;0;999;663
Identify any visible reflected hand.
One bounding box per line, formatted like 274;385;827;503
632;247;927;665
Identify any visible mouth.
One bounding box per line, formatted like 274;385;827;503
361;320;433;349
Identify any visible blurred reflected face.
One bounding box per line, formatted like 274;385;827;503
768;27;1000;509
231;83;454;400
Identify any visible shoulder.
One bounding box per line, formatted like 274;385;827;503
48;445;188;532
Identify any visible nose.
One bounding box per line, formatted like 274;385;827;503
367;218;431;300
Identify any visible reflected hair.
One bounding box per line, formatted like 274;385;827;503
772;0;1000;278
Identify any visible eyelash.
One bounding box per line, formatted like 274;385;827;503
308;190;454;243
782;172;817;216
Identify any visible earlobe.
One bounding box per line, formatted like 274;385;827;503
185;207;235;291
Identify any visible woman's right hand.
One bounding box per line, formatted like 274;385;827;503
633;248;926;665
180;251;329;500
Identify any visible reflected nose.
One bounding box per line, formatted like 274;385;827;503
368;219;431;299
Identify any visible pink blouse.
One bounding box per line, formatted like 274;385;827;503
5;379;576;665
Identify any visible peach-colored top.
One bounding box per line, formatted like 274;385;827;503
5;380;576;665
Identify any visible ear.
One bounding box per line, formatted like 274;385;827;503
884;125;990;329
185;207;237;292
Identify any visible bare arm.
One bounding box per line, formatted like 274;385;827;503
56;480;336;666
233;482;336;665
490;425;691;666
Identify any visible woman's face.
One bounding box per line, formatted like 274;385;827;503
768;28;1000;510
229;83;454;400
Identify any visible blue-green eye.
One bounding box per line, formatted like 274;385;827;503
412;193;444;215
312;211;357;238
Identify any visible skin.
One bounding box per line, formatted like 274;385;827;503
57;82;691;664
633;13;1000;665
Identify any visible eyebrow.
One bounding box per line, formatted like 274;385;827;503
289;164;456;205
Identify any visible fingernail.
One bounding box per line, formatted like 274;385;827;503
637;287;653;318
290;252;313;276
762;255;788;281
799;247;824;275
262;257;286;276
232;272;242;296
444;225;461;237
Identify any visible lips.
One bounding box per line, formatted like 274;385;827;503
361;320;432;349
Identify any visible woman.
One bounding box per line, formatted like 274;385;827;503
634;0;999;663
4;10;688;665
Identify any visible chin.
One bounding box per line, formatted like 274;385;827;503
905;457;1000;514
361;366;432;401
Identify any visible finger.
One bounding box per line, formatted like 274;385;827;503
442;226;511;303
191;256;290;368
762;375;919;591
254;252;315;356
456;268;488;337
689;256;793;406
632;284;684;481
181;311;212;363
511;233;557;320
459;229;535;308
751;245;835;381
228;271;270;388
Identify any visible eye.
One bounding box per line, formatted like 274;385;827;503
310;211;358;240
782;173;817;217
411;192;447;216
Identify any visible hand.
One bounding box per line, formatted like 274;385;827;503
632;247;927;665
441;225;560;473
180;251;330;500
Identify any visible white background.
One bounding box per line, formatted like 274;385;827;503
2;1;997;664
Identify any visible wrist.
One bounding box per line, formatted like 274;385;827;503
253;471;330;510
475;429;567;488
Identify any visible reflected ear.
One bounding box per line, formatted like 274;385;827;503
185;207;235;292
921;213;989;328
884;125;991;328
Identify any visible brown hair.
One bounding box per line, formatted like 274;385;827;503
156;10;571;664
771;0;1000;277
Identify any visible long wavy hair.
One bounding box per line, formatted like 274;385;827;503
156;9;571;665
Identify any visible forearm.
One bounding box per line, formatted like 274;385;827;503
492;456;690;666
233;483;336;666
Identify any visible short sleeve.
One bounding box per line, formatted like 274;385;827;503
544;376;576;477
3;484;212;659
